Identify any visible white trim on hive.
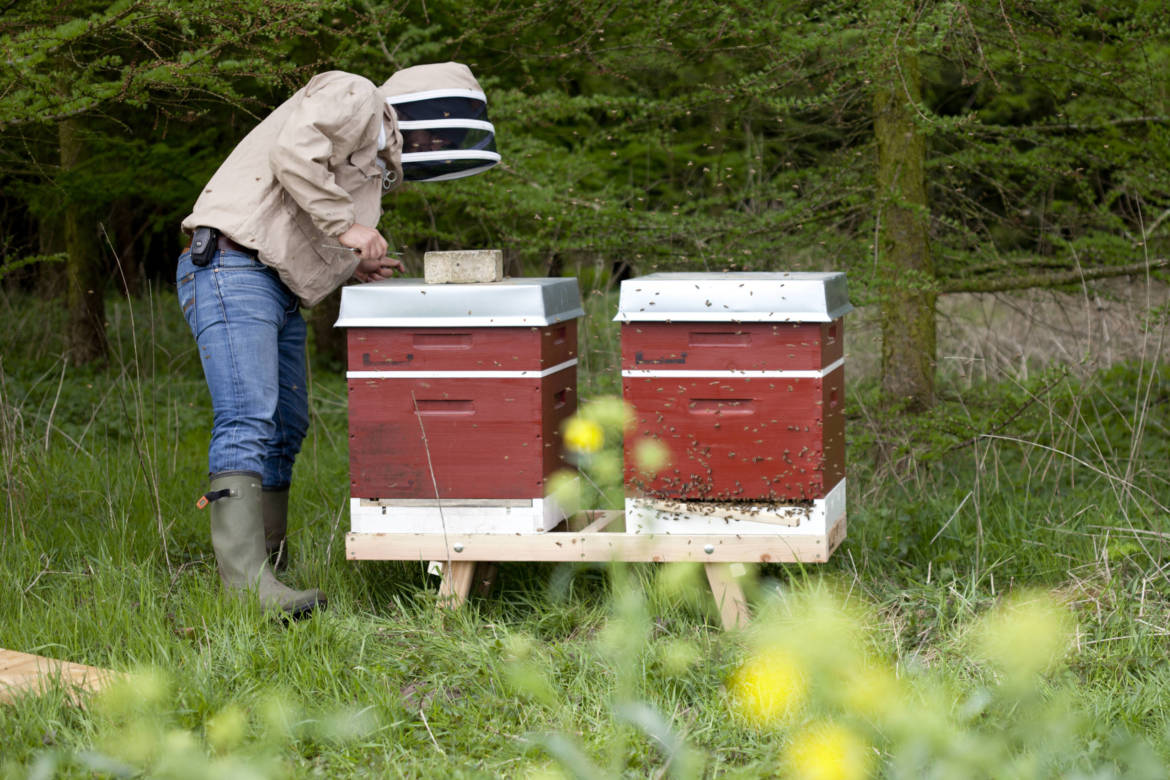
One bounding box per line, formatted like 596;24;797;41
621;356;845;379
347;357;578;380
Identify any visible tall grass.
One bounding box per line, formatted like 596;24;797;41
2;277;1170;777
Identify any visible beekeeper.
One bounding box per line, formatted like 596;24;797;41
176;62;499;618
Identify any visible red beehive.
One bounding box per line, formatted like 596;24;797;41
617;272;852;514
336;278;583;534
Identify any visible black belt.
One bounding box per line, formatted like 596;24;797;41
215;235;256;255
188;226;257;266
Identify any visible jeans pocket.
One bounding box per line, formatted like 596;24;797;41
177;269;198;334
206;264;288;334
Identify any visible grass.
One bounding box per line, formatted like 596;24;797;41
2;279;1170;777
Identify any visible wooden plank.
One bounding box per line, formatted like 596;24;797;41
347;529;835;563
705;563;750;630
0;649;116;705
437;560;477;607
578;511;622;534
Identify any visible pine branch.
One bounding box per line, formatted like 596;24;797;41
1030;116;1170;133
940;258;1170;294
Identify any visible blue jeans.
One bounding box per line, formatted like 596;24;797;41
176;249;310;488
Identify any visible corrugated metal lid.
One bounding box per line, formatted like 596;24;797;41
335;277;584;327
614;271;853;322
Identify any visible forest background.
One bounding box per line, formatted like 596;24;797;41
3;1;1170;777
3;0;1167;405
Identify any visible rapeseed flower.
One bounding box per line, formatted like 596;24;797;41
563;417;604;453
786;721;872;780
729;647;807;726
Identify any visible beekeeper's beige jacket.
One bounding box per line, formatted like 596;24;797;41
182;63;482;307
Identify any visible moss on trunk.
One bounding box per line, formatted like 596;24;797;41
874;48;935;410
60;117;108;366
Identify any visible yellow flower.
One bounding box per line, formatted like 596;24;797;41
840;664;902;722
976;591;1072;681
729;647;807;727
633;437;670;474
786;722;872;780
563;416;604;453
205;704;248;754
545;469;582;515
581;396;633;430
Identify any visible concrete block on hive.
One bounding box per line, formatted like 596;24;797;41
424;249;504;284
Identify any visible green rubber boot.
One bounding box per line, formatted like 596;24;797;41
208;472;325;618
262;486;290;573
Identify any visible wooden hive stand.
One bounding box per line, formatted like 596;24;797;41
347;507;846;630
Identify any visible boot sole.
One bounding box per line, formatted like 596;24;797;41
281;597;327;623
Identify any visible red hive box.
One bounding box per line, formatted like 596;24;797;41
336;278;583;534
616;272;852;540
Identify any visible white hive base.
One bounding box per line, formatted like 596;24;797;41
626;479;846;536
350;497;565;535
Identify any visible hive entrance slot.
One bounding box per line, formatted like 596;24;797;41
688;398;755;415
688;331;751;347
414;399;475;415
413;332;473;349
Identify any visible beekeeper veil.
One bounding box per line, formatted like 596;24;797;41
379;62;500;182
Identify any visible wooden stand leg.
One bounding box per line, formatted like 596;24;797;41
705;563;750;630
437;561;477;608
472;562;499;598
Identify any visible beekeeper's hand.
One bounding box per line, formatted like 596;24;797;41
338;223;387;262
353;255;406;283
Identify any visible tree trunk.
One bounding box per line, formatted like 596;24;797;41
60;118;108;366
111;199;142;297
874;48;935;409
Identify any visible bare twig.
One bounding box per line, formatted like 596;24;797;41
419;706;445;755
101;224;170;571
941;258;1170;294
980;434;1170;515
411;391;451;570
324;499;345;564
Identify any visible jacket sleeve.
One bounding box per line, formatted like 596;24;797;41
270;73;381;238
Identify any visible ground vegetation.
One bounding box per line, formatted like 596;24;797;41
2;2;1170;775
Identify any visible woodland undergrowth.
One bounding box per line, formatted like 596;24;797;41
2;282;1169;778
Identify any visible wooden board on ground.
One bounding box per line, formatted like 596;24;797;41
0;649;116;705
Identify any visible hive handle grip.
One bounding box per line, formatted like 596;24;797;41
362;353;414;367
